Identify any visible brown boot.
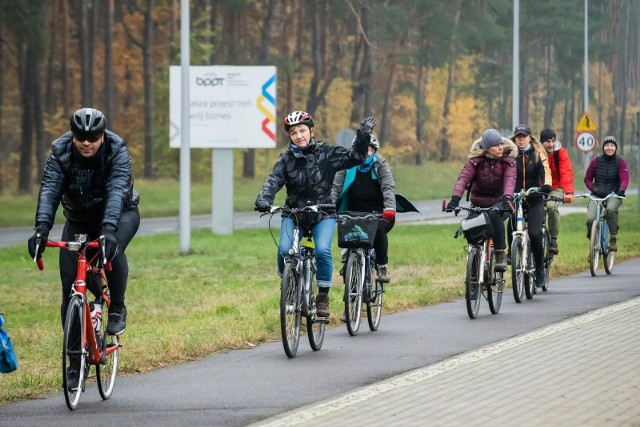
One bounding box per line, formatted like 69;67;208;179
315;292;329;319
609;238;617;252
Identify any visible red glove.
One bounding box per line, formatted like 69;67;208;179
563;193;574;203
382;210;396;222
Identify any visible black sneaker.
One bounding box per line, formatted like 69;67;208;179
66;368;79;391
506;252;512;265
106;306;127;335
494;251;507;272
535;268;546;287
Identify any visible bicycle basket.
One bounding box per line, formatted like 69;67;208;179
460;212;493;245
337;211;379;248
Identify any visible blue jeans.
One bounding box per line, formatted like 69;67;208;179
278;216;336;289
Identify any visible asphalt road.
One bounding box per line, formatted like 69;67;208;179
2;258;639;426
0;200;586;249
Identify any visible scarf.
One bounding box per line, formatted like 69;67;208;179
358;153;377;173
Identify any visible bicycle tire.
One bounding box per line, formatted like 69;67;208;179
62;295;85;410
465;246;482;319
525;248;535;300
96;300;119;400
487;248;502;314
367;268;383;331
589;221;600;277
280;263;301;358
305;258;325;351
511;237;525;303
541;228;551;291
602;220;615;275
344;251;363;336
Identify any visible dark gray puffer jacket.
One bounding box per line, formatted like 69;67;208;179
256;136;368;211
35;130;139;229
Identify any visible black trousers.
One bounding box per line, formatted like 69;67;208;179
59;208;140;326
373;217;395;266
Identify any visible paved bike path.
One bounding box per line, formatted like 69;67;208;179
254;266;640;427
1;259;639;426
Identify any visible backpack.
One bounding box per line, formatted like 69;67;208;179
0;314;18;373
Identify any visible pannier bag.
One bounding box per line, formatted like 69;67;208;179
0;314;18;373
337;211;379;248
460;212;493;245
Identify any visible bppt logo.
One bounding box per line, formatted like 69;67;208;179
195;73;225;87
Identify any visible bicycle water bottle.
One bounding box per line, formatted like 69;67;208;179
90;301;102;332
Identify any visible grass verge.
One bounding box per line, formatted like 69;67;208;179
0;207;639;404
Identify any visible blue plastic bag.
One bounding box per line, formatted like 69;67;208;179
0;314;18;373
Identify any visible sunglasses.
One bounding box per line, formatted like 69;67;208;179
74;132;102;143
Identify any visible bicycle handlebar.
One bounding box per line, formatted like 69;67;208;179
575;193;626;202
442;200;510;216
34;238;112;272
260;203;337;216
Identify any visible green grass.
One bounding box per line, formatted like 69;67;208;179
1;206;639;403
0;161;464;227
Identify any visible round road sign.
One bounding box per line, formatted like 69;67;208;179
575;131;598;153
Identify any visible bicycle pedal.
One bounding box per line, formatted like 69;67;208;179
314;316;330;324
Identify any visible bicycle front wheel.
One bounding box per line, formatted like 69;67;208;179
367;268;383;331
602;220;615;275
589;221;600;277
541;229;551;292
305;259;325;351
280;263;301;358
465;246;482;319
487;249;503;314
524;248;535;300
344;251;363;336
96;301;119;400
62;295;86;410
511;237;525;303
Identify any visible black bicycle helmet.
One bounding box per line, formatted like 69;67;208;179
70;108;107;134
283;111;314;132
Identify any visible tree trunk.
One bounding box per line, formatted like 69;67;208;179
379;54;397;144
104;0;115;123
18;45;37;194
0;1;4;192
143;0;154;179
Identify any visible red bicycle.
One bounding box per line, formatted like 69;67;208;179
34;234;120;410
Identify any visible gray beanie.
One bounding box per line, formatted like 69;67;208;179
481;129;504;149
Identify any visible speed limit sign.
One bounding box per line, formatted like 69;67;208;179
575;131;598;153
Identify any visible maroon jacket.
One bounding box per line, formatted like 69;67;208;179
452;137;517;207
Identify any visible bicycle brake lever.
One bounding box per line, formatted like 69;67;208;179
99;235;108;266
33;234;41;263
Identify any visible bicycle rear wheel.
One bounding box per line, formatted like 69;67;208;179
62;295;86;410
487;249;503;314
305;259;325;351
511;237;525;303
344;251;363;336
589;221;600;276
96;301;119;400
367;269;383;331
280;263;301;358
602;221;615;275
465;246;482;319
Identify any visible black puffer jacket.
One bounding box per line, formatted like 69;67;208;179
256;136;368;210
35;130;139;229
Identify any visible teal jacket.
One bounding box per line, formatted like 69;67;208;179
331;152;419;214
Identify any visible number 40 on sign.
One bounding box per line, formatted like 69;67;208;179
575;131;597;153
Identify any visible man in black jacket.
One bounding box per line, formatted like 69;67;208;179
28;108;140;337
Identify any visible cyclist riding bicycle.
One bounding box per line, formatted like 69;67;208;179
27;108;140;336
255;111;372;320
507;124;552;287
540;128;575;255
583;135;629;252
331;135;397;283
446;128;517;272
